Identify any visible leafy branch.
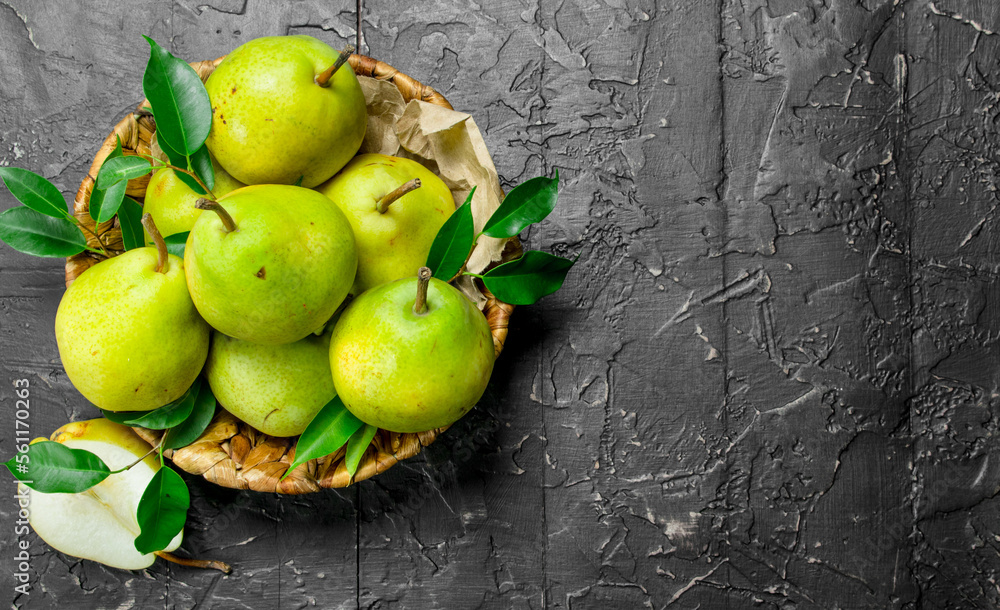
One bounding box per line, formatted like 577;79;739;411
424;169;573;305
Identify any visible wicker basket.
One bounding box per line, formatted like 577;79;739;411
67;54;517;494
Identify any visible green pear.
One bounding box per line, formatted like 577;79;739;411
142;159;245;244
22;419;182;570
317;153;455;295
206;330;336;437
329;268;494;433
55;216;210;412
204;35;366;187
184;184;357;345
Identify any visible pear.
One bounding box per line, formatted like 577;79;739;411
55;215;210;411
204;35;366;187
329;268;494;433
142;158;245;244
184;184;357;345
206;329;336;437
22;419;182;570
317;154;455;295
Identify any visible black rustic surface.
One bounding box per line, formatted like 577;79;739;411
1;1;998;608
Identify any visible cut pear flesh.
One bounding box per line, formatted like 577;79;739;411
24;438;182;570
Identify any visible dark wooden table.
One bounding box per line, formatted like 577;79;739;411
1;1;997;608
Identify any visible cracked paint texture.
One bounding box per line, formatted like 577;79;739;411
1;0;998;608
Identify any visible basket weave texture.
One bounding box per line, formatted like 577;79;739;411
67;54;516;494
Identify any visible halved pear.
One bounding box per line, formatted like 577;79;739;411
22;419;182;570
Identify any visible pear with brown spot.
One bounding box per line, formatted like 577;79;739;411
184;184;357;344
54;215;210;411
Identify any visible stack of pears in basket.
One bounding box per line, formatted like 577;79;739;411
0;34;570;571
66;35;494;438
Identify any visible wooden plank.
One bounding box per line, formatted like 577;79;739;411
906;1;1000;607
717;1;917;607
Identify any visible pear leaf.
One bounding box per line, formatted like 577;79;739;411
99;409;141;425
89;178;128;224
481;171;559;238
95;156;152;190
0;167;68;219
155;131;188;168
188;145;215;192
135;467;189;554
4;441;111;493
122;380;198;430
344;424;379;477
90;137;127;223
163;232;190;258
282;395;363;479
142;36;212;156
157;136;212;195
118;197;145;251
162;380;217;449
426;187;475;281
481;250;575;305
0;207;87;257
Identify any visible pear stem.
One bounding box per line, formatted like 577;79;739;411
195;199;237;233
315;44;355;87
376;179;421;214
141;214;169;274
155;551;233;574
413;267;432;315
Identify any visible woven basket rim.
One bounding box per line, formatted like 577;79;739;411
67;52;517;494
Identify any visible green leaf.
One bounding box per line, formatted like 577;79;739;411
142;36;212;156
162;380;216;450
293;175;304;187
163;232;189;258
118;197;145;251
481;171;559;238
4;441;110;493
344;424;378;477
0;207;87;257
481;250;575;305
426;187;475;281
282;395;363;479
90;138;127;223
95;156;152;190
134;467;189;555
0;167;68;218
157;136;210;195
99;409;142;425
188;145;215;192
122;381;198;430
89;180;128;224
155;130;188;169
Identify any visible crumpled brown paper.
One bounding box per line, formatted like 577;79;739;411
357;76;507;308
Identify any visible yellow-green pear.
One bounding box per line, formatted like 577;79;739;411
206;330;336;437
204;35;366;187
317;154;455;294
22;419;182;570
329;268;494;433
142;159;244;244
55;216;210;411
184;184;357;344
